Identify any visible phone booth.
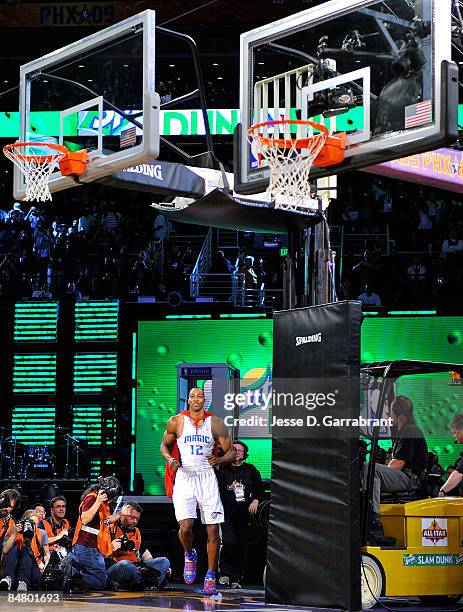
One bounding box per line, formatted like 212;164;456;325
176;363;240;437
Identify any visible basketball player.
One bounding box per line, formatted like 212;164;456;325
160;387;235;595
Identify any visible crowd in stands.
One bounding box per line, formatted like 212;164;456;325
0;171;462;308
331;174;463;307
0;187;200;302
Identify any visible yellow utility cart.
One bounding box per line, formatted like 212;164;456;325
360;361;463;609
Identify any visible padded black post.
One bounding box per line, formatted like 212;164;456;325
267;301;362;611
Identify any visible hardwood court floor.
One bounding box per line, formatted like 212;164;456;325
0;587;461;612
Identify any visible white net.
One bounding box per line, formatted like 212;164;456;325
3;143;67;202
248;124;327;212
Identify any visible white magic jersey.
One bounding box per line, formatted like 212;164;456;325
177;414;215;470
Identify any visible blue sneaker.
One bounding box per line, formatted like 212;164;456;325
203;572;217;595
184;549;197;584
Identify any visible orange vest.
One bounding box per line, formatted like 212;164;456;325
43;517;70;551
0;517;14;541
111;523;141;563
72;492;113;556
17;528;43;567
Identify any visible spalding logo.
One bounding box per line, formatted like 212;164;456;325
124;164;163;180
295;333;322;346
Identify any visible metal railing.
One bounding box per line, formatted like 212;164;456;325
340;225;391;257
189;227;213;298
234;273;266;307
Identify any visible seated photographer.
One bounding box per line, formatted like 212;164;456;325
68;476;122;590
0;509;50;591
106;502;170;591
0;489;21;552
43;496;71;559
31;503;46;529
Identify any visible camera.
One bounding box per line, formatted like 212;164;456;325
18;519;35;541
97;476;122;501
119;534;135;552
0;495;11;510
60;527;75;550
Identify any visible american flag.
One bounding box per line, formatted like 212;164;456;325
120;126;137;149
404;100;432;129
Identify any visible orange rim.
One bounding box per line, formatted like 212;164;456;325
248;119;329;149
3;141;69;163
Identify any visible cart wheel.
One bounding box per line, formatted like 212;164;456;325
418;595;462;605
361;555;383;609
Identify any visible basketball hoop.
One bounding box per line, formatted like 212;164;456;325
3;142;70;202
247;120;345;212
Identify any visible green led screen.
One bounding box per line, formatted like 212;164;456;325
12;406;55;445
13;354;57;393
362;316;463;468
75;301;119;342
14;302;59;342
136;319;273;494
73;353;118;393
136;316;463;494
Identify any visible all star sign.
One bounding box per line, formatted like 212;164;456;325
422;518;448;547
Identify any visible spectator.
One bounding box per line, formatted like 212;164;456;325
77;267;95;299
25;207;44;236
63;281;81;302
406;257;427;299
217;441;264;589
357;284;382;306
239;256;258;289
152;214;168;243
8;202;25;223
100;203;122;240
351;250;380;296
441;229;463;254
142;241;162;278
212;250;234;274
34;228;54;268
180;245;194;275
31;282;53;300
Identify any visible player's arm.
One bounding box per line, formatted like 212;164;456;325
209;417;235;466
160;416;180;473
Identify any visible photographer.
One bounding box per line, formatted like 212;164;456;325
43;496;71;558
32;503;46;528
0;489;20;573
106;502;170;591
0;489;20;549
68;477;122;590
0;509;50;591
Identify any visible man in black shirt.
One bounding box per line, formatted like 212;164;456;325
217;441;264;589
363;396;428;518
438;413;463;496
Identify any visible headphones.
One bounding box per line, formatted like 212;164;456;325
97;476;123;501
391;396;413;418
233;440;249;460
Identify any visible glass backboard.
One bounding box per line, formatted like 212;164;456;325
235;0;457;196
14;9;159;200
